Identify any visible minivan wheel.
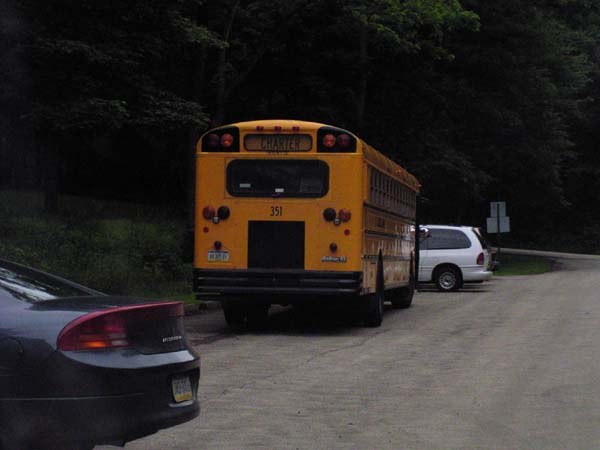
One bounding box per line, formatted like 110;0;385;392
434;266;461;292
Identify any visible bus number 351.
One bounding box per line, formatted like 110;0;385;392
270;206;283;217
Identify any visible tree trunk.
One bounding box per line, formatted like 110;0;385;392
355;19;369;134
212;0;240;127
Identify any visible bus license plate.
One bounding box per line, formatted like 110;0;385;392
172;375;193;403
208;250;229;262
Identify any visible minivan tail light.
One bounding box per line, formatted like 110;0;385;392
476;252;484;266
58;302;184;351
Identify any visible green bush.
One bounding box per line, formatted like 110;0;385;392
0;195;192;297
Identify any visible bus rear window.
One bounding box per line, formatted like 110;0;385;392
227;160;329;197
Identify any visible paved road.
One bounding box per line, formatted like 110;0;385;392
105;256;600;449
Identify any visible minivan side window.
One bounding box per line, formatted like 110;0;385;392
426;229;471;250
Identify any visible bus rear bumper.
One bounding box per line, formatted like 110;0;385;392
193;269;362;298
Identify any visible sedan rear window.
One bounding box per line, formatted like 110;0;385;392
0;261;94;303
227;159;329;197
424;229;471;250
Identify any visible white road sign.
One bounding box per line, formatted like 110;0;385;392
487;216;510;233
490;201;506;218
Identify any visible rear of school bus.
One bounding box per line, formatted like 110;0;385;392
193;120;365;324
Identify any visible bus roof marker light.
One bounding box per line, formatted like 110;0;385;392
274;125;282;131
256;125;264;131
292;126;300;131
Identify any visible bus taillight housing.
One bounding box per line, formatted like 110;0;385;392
317;126;357;153
201;127;240;152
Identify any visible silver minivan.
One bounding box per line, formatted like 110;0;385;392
419;225;493;291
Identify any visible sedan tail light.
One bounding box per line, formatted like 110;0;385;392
476;252;485;266
58;302;184;351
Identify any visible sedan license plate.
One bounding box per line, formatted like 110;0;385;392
172;375;193;403
208;250;229;262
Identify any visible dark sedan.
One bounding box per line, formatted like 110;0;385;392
0;259;200;450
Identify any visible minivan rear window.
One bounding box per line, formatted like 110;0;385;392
424;229;471;250
227;159;329;198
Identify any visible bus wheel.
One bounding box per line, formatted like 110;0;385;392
222;301;246;327
365;256;384;327
246;304;270;328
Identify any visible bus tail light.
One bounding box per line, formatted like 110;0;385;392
323;208;336;222
339;209;351;222
202;206;216;220
476;252;484;266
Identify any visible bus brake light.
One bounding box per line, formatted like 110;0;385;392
202;206;216;220
339;209;351;222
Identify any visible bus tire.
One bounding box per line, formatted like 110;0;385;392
434;265;462;292
365;255;384;327
246;304;270;328
222;301;246;327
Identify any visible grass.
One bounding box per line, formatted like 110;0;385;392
494;254;552;276
0;190;195;300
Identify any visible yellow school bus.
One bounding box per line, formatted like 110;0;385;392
193;120;420;327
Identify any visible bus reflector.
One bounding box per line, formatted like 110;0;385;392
202;206;216;220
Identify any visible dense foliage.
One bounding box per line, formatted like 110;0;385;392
2;0;600;246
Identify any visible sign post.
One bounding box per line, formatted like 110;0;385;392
486;201;510;263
